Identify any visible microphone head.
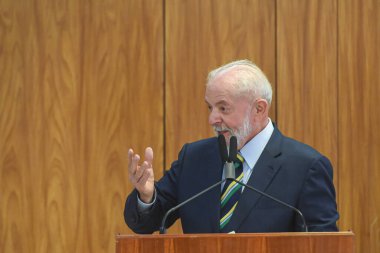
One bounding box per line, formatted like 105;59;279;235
228;136;238;162
218;134;228;163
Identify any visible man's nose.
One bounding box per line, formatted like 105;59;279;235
208;109;222;125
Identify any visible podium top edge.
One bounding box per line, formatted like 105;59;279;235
116;231;354;239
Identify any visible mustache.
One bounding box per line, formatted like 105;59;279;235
213;125;232;133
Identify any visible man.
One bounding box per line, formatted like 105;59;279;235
124;60;339;234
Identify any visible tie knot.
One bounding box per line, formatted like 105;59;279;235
234;153;244;169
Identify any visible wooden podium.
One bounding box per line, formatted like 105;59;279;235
116;232;354;253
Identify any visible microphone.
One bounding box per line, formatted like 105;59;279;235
224;136;237;179
218;134;229;162
228;136;238;162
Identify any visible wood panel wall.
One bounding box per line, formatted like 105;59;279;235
0;0;379;253
338;1;380;252
276;0;338;175
0;0;163;253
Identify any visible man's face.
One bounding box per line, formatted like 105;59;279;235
205;75;255;149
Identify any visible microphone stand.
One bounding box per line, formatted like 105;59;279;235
159;176;308;234
159;135;308;233
229;178;309;232
159;178;227;234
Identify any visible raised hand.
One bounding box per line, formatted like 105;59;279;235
128;147;155;203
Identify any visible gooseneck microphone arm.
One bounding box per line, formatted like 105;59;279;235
159;174;309;233
159;135;308;234
229;178;309;232
159;179;226;234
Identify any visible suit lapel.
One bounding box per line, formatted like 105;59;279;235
222;127;284;232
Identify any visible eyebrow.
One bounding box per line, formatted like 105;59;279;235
205;100;230;106
215;100;230;106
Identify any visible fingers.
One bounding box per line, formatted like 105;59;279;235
134;160;146;180
136;161;153;184
144;147;154;165
128;147;155;202
128;147;154;184
134;160;154;201
128;149;134;173
128;149;140;177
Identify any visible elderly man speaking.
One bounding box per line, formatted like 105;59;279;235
124;60;339;234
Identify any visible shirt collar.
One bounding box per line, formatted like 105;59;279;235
239;118;274;170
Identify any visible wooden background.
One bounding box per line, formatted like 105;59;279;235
0;0;379;253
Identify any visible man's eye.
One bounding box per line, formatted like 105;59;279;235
207;105;212;111
220;106;228;112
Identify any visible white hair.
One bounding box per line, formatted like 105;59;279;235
207;59;272;105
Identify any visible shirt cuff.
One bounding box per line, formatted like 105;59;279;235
137;189;156;212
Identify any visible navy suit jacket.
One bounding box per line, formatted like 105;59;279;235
124;127;339;233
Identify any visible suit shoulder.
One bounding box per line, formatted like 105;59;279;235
275;134;334;177
177;137;218;160
186;137;217;149
281;135;324;160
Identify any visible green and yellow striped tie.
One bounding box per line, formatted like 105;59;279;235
220;153;244;231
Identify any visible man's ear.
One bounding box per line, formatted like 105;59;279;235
254;99;268;115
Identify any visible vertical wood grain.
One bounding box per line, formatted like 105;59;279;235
82;0;163;252
1;0;84;252
0;0;163;252
338;0;380;253
276;0;338;180
165;0;276;233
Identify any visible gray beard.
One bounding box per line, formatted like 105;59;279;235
213;114;253;149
